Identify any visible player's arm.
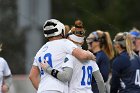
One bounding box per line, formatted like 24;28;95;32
98;57;109;82
72;48;96;61
2;59;12;93
91;60;105;93
29;66;40;90
65;40;96;61
110;73;120;93
92;70;105;93
40;62;73;82
110;58;124;93
2;75;12;93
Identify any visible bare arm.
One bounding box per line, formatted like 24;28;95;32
72;48;96;61
93;70;105;93
29;66;40;90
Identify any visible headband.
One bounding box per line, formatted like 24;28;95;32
92;32;98;39
69;34;84;43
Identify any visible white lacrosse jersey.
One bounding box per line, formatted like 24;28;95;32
62;54;99;93
33;39;77;93
0;57;11;93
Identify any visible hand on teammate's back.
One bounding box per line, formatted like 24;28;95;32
40;61;50;71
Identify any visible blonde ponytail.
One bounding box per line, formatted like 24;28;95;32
125;33;135;57
114;32;135;58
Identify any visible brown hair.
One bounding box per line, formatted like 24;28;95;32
65;25;70;35
70;20;85;37
96;30;114;60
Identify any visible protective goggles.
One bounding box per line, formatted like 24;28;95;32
113;40;126;47
86;38;99;45
72;30;85;36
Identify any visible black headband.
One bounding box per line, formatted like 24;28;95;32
72;31;85;36
44;28;58;34
74;25;83;28
44;21;57;28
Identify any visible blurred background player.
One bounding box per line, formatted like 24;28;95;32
111;32;140;93
135;35;140;57
0;44;12;93
64;25;70;36
29;19;96;93
129;28;140;56
40;20;105;93
86;30;114;93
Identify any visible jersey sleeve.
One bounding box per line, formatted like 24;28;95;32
33;57;38;66
63;39;78;54
90;60;99;72
62;54;74;69
3;59;11;76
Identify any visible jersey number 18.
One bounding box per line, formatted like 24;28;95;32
81;66;93;86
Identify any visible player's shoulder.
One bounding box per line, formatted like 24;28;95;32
48;39;70;43
55;39;69;44
34;45;45;59
86;60;99;72
65;54;76;60
87;60;97;66
0;57;7;64
0;57;6;61
47;39;72;46
63;54;76;67
97;50;108;59
61;38;70;42
61;39;75;44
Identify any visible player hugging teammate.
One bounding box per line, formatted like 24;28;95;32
29;19;140;93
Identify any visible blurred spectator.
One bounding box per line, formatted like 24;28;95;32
129;27;140;56
135;34;140;56
111;32;140;93
129;28;140;38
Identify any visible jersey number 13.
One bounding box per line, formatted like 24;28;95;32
38;53;52;75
